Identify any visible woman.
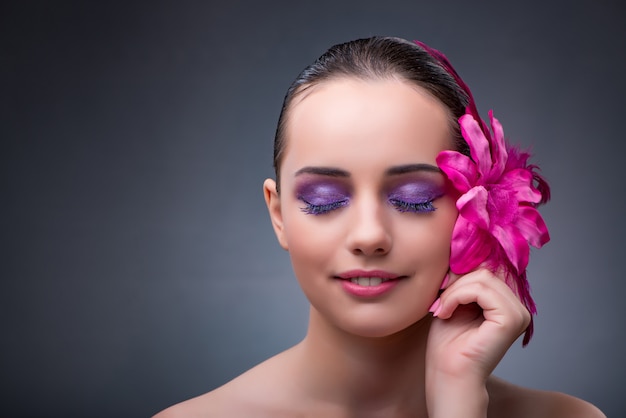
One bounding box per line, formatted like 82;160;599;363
154;37;605;417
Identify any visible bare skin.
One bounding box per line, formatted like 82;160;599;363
153;329;604;418
153;79;605;418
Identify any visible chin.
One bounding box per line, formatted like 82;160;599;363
336;311;430;339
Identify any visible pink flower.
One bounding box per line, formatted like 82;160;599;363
437;110;550;284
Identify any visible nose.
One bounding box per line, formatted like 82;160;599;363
345;196;392;256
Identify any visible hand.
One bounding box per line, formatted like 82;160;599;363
425;268;531;417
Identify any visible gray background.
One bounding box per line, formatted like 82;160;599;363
2;1;624;417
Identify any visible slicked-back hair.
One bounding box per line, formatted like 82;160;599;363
272;36;470;192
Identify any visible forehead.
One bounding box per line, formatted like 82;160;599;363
282;78;454;173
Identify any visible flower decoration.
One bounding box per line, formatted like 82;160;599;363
414;39;551;344
436;111;551;345
437;111;550;275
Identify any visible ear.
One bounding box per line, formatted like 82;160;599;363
263;178;289;250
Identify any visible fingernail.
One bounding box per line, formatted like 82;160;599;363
429;298;441;314
440;273;450;289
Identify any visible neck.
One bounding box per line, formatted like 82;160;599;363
295;306;432;417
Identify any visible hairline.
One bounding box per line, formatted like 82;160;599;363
275;73;459;193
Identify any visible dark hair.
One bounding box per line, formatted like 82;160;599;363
272;36;470;192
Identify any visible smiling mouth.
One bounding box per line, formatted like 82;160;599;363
348;277;392;286
335;270;404;287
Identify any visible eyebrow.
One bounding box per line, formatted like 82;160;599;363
294;166;350;177
294;163;441;177
385;163;442;175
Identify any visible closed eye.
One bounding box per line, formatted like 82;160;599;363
389;198;436;213
300;198;349;215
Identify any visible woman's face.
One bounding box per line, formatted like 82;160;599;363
264;78;458;338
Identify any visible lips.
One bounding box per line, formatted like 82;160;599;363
336;269;401;281
335;270;404;297
348;277;390;286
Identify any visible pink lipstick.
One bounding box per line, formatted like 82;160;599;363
335;270;403;298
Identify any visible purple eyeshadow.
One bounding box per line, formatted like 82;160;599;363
296;180;350;206
388;181;444;203
294;176;444;215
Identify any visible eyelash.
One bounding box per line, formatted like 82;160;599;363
299;198;436;215
300;199;349;215
388;198;436;213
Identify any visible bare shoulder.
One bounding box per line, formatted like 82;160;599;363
487;376;606;418
151;387;231;418
152;348;300;418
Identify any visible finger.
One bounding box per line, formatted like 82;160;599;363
439;271;461;290
434;271;530;328
434;280;497;319
431;269;517;316
430;271;465;313
443;268;515;302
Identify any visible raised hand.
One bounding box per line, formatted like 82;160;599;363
425;268;531;417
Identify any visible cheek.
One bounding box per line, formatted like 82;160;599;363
437;195;459;241
432;196;458;252
284;224;340;301
400;196;457;267
281;202;338;274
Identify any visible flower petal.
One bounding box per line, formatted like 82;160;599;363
449;218;492;274
459;114;492;178
436;150;476;193
499;168;542;204
516;206;550;247
457;186;490;230
505;145;531;172
486;111;507;181
492;223;530;273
